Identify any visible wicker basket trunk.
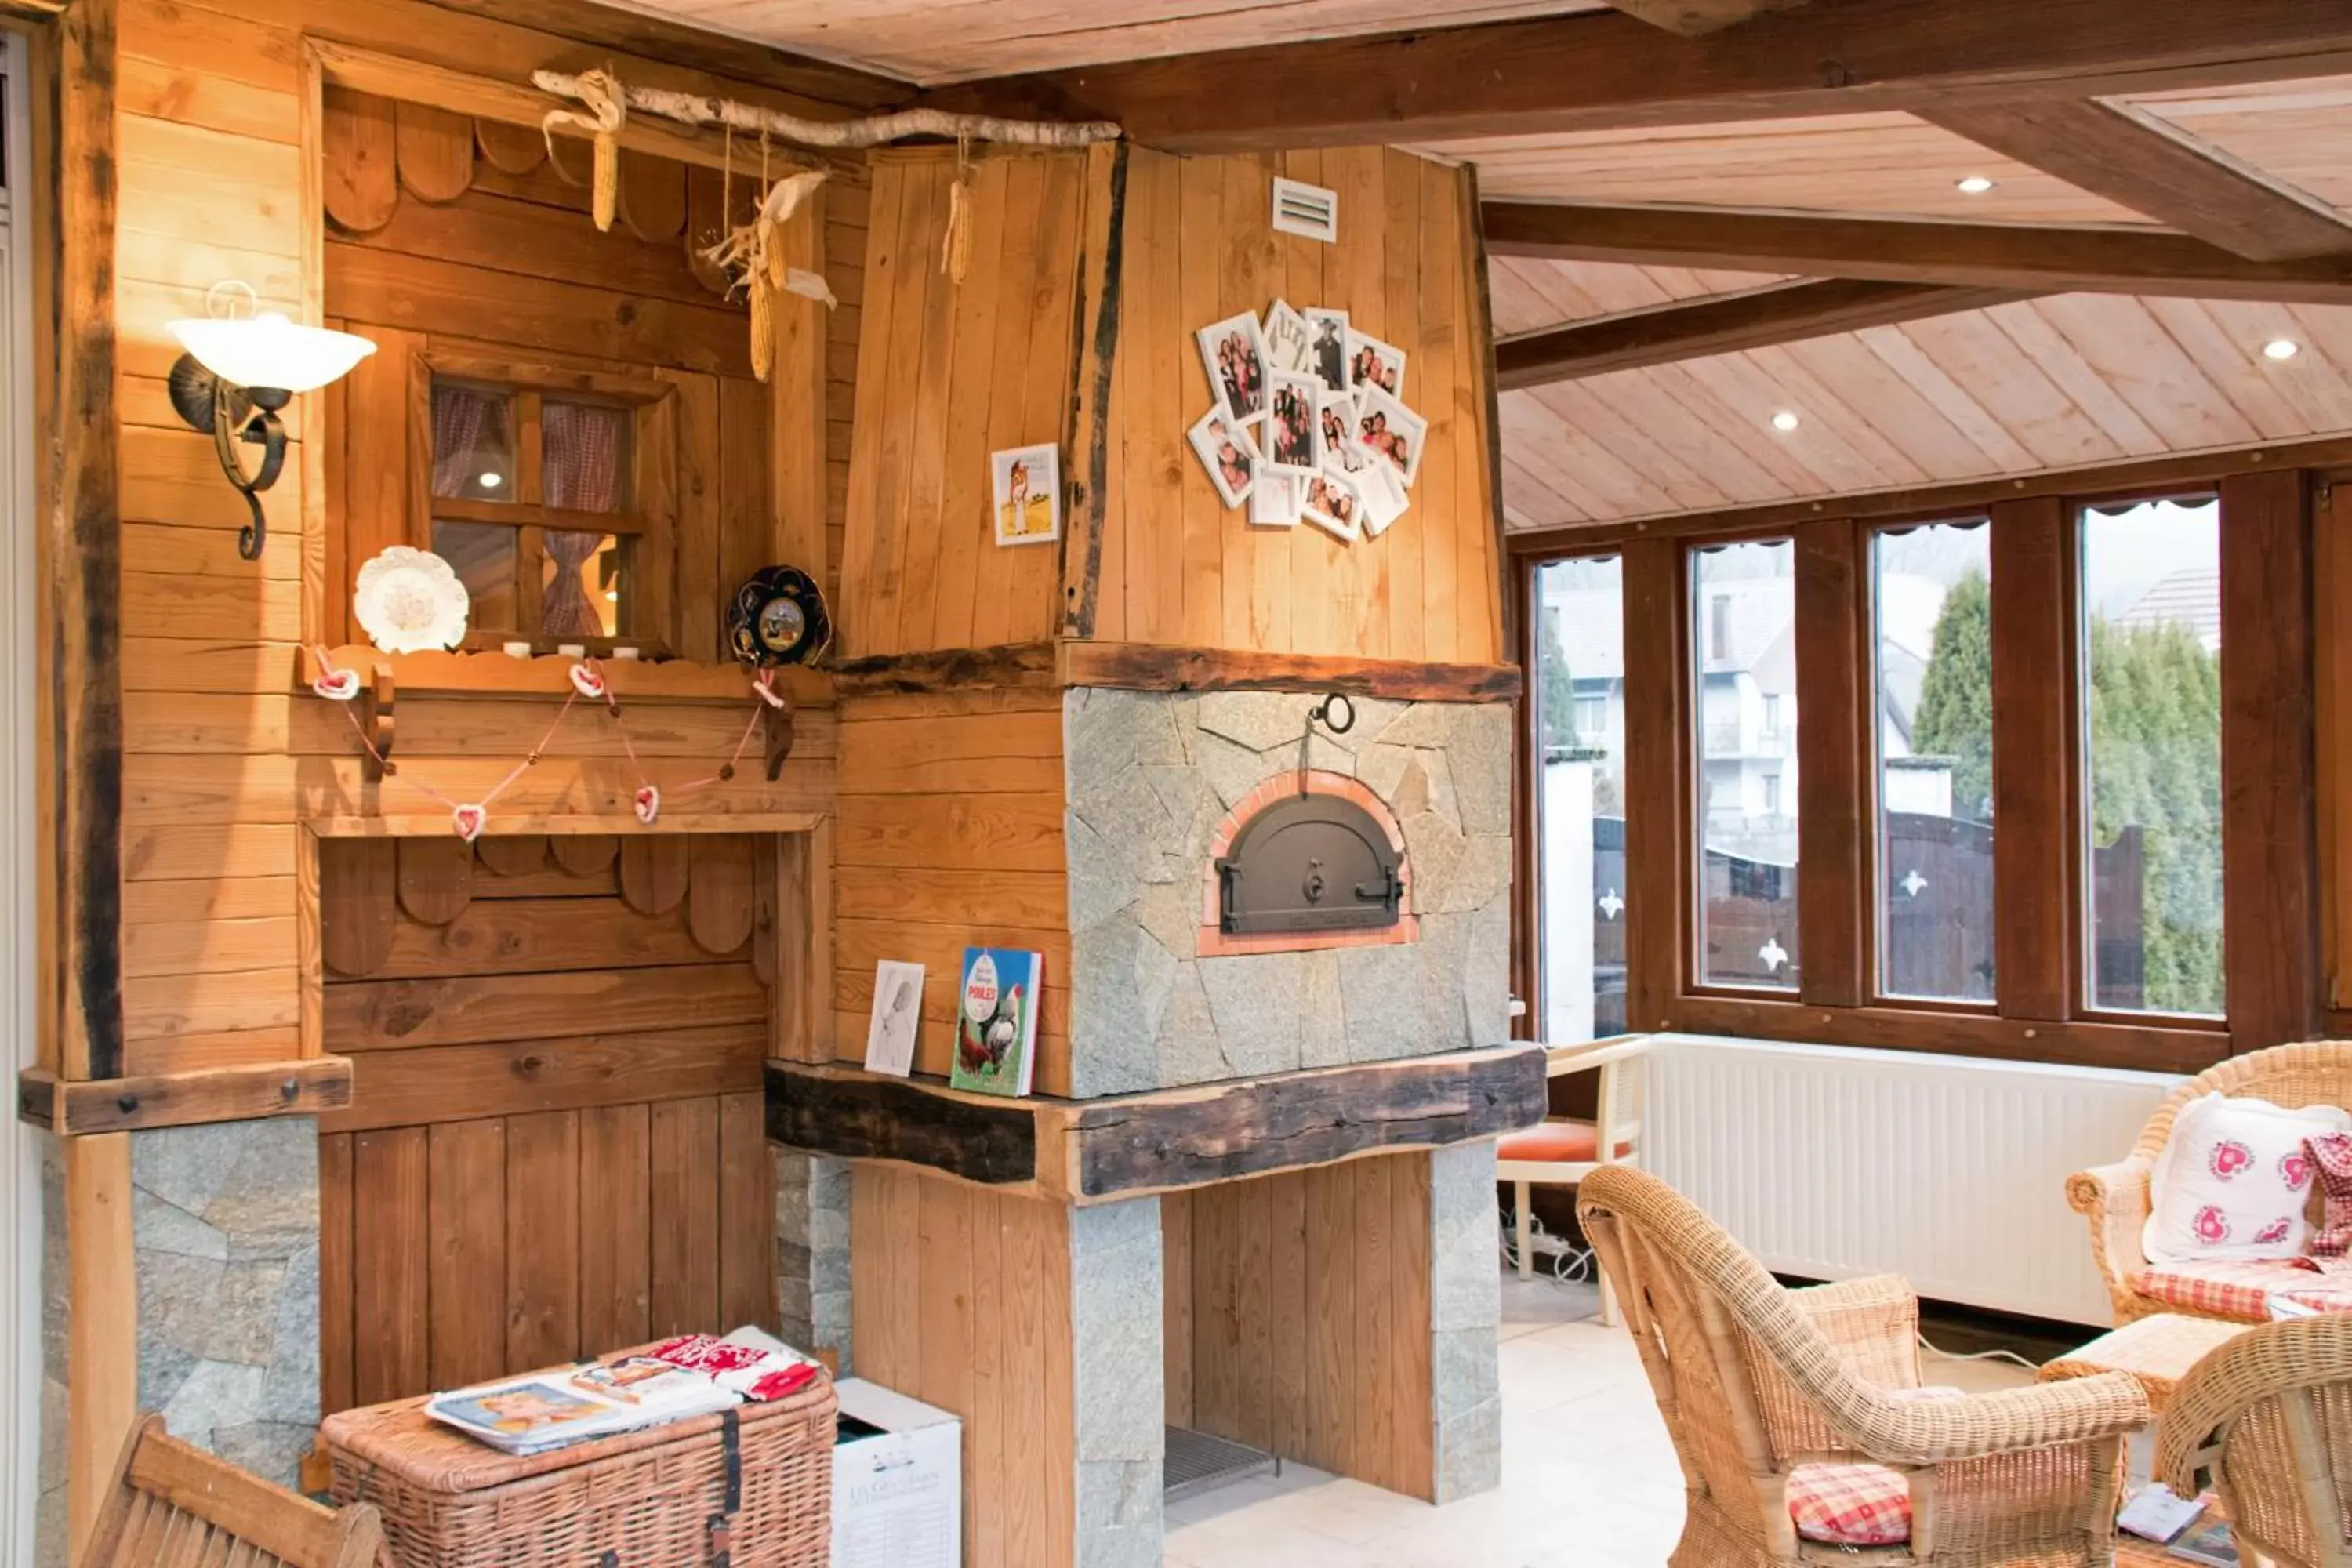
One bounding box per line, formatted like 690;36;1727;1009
323;1364;835;1567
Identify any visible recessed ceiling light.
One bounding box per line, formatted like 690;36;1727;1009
2263;338;2301;361
478;471;503;488
1770;410;1801;432
1955;176;1996;194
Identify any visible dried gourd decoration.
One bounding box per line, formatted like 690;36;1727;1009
540;65;626;231
942;136;975;284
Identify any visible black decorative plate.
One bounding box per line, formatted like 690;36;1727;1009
728;565;833;667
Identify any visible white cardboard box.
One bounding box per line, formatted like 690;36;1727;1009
831;1378;962;1568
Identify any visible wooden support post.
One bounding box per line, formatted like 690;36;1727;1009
66;1134;135;1561
1621;538;1685;1032
1988;495;2077;1023
1795;522;1865;1007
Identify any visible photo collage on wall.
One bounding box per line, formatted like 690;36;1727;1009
1187;300;1424;545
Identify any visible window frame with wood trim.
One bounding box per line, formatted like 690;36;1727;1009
409;350;680;658
1514;461;2327;1076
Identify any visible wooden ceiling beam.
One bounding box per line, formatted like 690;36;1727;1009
926;1;2352;152
1918;100;2352;263
1480;201;2352;304
1493;278;2027;390
1599;0;1809;37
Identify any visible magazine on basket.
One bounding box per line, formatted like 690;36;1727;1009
426;1327;823;1456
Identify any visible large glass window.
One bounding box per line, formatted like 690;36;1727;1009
1692;539;1798;991
1874;521;1994;1003
2080;497;2224;1017
1533;557;1627;1041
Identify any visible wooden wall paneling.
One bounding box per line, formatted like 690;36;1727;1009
805;818;836;1062
328;963;768;1050
475;833;546;877
395;833;474;924
855;158;942;655
1378;151;1425;662
1987;495;2076;1022
717;1089;774;1329
1126;147;1183;647
688;833;755;953
2321;479;2352;1014
1060;142;1127;643
1221;157;1276;655
1161;1190;1194;1429
1174;155;1226;652
1010;154;1088;648
64;1135;136;1559
887;162;964;659
474;117;543;177
1458;165;1508;668
548;833;618;878
319;1131;355;1414
750;836;779;989
426;1118;506;1388
663;368;724;659
617;149;685;243
1278;149;1327;655
578;1102;652;1351
319;837;397;976
838;157;909;655
1002;1183;1066;1568
1235;1168;1274;1449
393;98;473;204
321;87;396;234
1386;1158;1436;1498
965;1187;1007;1568
1338;147;1391;655
298;826;325;1056
1621;537;1686;1031
318;1025;762;1134
2220;468;2322;1049
1355;1156;1397;1487
351;1125;429;1406
915;1172;977;1479
503;1109;581;1371
964;155;1049;652
1795;521;1865;1007
1399;153;1444;667
774;187;829;573
648;1095;720;1337
1303;1160;1356;1476
1269;1172;1309;1457
619;835;691;913
717;373;771;633
924;155;1013;653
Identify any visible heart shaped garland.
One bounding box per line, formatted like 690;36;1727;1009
452;804;488;842
312;666;361;702
633;784;662;825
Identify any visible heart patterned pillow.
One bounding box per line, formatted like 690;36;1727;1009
2145;1093;2351;1264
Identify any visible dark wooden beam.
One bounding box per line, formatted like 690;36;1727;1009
1602;0;1809;36
830;641;1062;697
1060;641;1523;702
1918;100;2352;263
1494;279;2024;390
764;1062;1040;1186
928;2;2352;152
1481;201;2352;304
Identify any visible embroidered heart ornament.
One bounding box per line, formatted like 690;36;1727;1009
312;667;361;702
452;804;488;842
2210;1140;2254;1180
569;662;608;700
633;785;661;825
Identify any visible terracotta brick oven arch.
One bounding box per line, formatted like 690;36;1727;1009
1200;769;1419;958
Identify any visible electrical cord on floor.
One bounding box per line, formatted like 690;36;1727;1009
1497;1203;1599;1289
1915;1334;2040;1372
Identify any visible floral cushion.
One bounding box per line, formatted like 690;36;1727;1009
1786;1388;1964;1548
2128;1257;2352;1321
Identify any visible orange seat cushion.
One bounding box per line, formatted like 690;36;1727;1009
1497;1120;1630;1163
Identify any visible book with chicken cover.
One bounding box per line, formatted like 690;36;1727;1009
949;946;1040;1098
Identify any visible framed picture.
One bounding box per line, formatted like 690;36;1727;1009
864;960;925;1077
991;444;1062;546
1301;469;1363;543
1345;327;1406;402
1317;390;1366;475
1250;470;1301;528
1264;371;1323;477
1305;308;1349;394
1263;299;1313;376
1196;310;1270;423
1356;386;1427;489
1187;409;1260;509
1354;460;1407;539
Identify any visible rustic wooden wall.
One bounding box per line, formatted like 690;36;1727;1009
851;1163;1076;1568
832;689;1073;1093
1092;147;1504;665
1161;1153;1438;1500
112;0;864;1081
316;833;777;1410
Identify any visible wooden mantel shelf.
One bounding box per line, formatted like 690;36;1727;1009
19;1059;355;1137
299;646;835;706
764;1044;1547;1203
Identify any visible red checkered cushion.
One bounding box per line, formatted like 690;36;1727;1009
2125;1257;2352;1321
1786;1388;1964;1547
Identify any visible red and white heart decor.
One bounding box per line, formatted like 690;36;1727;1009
311;666;361;702
569;661;609;701
633;784;662;826
452;803;488;842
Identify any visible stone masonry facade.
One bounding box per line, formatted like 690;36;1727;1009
1065;689;1514;1098
774;1148;853;1371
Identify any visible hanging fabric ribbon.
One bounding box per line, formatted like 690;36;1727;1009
541;66;627;232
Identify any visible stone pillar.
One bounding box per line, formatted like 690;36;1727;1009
35;1135;68;1568
1069;1196;1163;1568
129;1119;321;1490
1428;1142;1503;1503
773;1149;853;1370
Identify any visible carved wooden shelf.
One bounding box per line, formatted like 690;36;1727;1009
19;1059;355;1137
299;646;835;706
764;1043;1547;1204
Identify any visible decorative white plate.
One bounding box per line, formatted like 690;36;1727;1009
354;546;470;653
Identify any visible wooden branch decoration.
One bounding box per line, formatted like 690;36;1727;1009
532;69;1123;151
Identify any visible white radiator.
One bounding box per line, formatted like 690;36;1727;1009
1639;1033;2181;1327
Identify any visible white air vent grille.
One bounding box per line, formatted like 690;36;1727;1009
1271;177;1338;243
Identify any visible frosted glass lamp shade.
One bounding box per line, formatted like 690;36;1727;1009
167;312;376;394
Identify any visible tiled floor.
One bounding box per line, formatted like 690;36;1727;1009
1163;1268;2042;1568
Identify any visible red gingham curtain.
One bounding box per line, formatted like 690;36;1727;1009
543;401;626;512
430;383;495;498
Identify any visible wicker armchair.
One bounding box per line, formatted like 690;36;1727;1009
2071;1040;2352;1325
1578;1166;2151;1566
2160;1315;2352;1568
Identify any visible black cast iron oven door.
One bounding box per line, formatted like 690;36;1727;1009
1216;792;1403;935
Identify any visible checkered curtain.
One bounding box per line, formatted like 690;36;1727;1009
540;402;627;637
430;383;495;498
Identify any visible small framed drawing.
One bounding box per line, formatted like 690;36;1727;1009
1301;469;1363;543
1196;310;1270;423
1356;386;1427;488
992;444;1062;546
1187;409;1260;509
1250;470;1301;528
865;960;925;1077
1305;308;1349;394
1263;299;1313;376
1345;328;1406;402
1264;371;1323;477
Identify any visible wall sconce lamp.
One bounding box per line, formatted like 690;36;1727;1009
166;283;376;560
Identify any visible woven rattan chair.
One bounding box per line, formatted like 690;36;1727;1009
1578;1166;2151;1566
2160;1314;2352;1568
2071;1040;2352;1325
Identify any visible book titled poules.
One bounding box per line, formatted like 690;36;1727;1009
948;946;1041;1098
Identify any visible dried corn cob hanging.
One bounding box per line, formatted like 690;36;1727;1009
540;66;626;232
942;135;975;284
699;147;831;385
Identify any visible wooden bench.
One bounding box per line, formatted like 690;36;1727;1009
83;1414;386;1568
